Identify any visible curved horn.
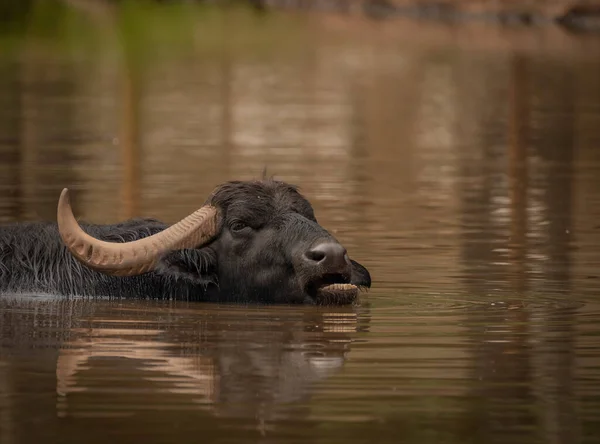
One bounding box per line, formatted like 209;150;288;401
57;188;220;276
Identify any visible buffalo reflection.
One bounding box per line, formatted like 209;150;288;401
51;300;370;422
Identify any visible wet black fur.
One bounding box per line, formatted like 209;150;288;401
0;179;371;304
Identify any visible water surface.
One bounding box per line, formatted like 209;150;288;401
1;7;600;444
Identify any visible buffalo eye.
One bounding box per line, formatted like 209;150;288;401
230;221;251;234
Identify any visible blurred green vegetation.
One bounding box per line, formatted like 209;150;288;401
0;0;313;62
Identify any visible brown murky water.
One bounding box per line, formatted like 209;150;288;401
2;9;600;444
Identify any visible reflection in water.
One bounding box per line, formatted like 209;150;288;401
456;52;583;444
119;55;141;221
1;8;600;444
55;303;363;422
0;355;12;444
0;297;368;442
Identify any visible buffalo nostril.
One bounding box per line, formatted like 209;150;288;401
305;249;326;263
304;242;348;270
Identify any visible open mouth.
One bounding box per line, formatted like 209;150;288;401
306;273;359;304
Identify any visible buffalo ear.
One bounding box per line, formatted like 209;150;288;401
156;248;218;287
350;259;371;288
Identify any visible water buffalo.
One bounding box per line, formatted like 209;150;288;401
0;179;371;304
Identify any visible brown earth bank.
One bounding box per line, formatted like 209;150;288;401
258;0;600;30
47;0;600;31
307;9;600;57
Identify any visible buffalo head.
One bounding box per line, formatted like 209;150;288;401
57;179;371;305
